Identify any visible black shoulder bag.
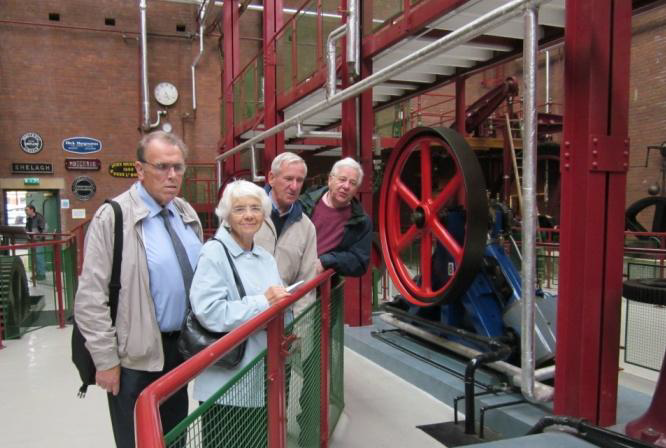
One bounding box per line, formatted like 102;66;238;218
177;238;248;368
71;199;123;398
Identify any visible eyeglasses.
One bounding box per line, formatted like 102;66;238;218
231;205;264;215
331;174;359;187
140;160;187;175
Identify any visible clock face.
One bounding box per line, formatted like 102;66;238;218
154;82;178;106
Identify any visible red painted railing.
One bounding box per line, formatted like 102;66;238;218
135;269;335;448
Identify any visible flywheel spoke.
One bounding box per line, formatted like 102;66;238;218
395;179;420;210
432;219;463;262
420;140;432;202
431;172;462;213
396;225;419;253
420;230;433;292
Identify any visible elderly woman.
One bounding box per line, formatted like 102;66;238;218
189;180;290;447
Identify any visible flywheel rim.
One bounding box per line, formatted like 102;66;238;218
379;127;488;306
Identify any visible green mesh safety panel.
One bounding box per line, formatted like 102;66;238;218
165;282;345;447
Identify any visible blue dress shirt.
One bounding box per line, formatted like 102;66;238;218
136;182;202;331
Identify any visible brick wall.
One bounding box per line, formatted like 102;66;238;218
627;6;666;207
0;0;224;231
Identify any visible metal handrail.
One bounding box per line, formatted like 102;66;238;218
135;269;335;448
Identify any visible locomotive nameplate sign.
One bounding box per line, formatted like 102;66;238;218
109;162;137;178
65;158;101;171
12;163;53;174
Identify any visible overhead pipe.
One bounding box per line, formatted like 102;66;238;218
139;0;150;131
191;0;214;115
326;25;347;98
216;0;549;188
326;0;358;97
520;2;552;404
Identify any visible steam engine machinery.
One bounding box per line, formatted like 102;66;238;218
377;126;557;366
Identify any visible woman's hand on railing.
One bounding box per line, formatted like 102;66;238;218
264;285;290;305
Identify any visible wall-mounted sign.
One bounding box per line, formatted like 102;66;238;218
109;162;137;178
12;162;53;174
65;158;101;171
62;137;102;154
24;177;40;186
72;209;86;219
20;132;44;154
71;176;96;200
61;199;70;209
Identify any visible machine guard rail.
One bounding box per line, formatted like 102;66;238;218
0;225;89;333
135;269;336;448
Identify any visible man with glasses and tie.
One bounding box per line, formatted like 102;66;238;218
300;157;371;277
74;131;203;448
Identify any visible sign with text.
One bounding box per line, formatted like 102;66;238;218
62;137;102;154
109;161;137;178
24;178;40;185
65;158;101;171
20;132;44;154
12;162;53;174
72;209;86;219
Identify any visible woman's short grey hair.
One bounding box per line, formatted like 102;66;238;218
271;152;307;176
215;180;272;224
330;157;363;185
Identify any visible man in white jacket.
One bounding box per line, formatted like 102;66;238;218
255;152;318;314
254;152;319;446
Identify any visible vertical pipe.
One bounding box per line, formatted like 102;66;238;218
139;0;150;131
346;0;359;77
327;26;347;98
545;50;550;113
455;77;466;134
250;145;265;182
191;23;204;113
521;2;551;403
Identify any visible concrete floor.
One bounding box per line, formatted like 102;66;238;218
0;325;453;448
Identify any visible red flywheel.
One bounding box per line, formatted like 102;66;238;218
379;127;488;306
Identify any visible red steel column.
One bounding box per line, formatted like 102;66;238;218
319;278;331;448
266;318;287;448
222;0;240;177
263;0;283;167
554;0;631;425
340;0;362;326
357;92;374;328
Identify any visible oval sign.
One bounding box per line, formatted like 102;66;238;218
20;132;44;154
62;137;102;154
71;176;97;200
109;162;138;178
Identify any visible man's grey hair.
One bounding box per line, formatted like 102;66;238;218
137;131;189;162
215;180;272;224
330;157;363;185
271;152;307;176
